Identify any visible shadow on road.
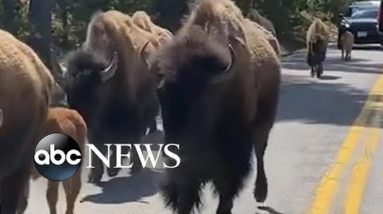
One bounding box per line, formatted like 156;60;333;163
318;75;341;80
283;51;383;75
278;47;383;127
277;75;367;127
352;45;383;51
80;168;162;204
257;206;285;214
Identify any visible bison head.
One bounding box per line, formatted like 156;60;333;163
63;49;118;115
149;25;235;139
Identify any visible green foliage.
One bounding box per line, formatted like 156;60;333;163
0;0;361;54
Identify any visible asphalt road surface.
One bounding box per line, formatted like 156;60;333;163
25;45;383;214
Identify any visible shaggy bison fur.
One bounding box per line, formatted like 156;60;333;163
64;10;159;183
19;107;87;214
306;18;329;78
0;29;54;213
150;1;281;213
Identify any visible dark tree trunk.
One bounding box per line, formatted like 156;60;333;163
28;0;53;70
57;0;70;49
152;0;190;32
2;0;19;34
235;0;253;16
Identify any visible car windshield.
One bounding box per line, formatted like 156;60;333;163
351;9;378;18
345;5;379;17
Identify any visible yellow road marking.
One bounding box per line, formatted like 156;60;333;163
307;75;383;214
343;127;381;214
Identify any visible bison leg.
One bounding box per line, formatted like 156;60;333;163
46;181;59;214
317;63;323;78
347;52;351;61
148;118;158;134
160;169;202;214
63;171;82;214
310;66;315;77
107;146;121;177
341;49;344;60
160;175;179;210
213;176;244;214
17;178;30;214
88;144;105;183
253;123;273;203
177;179;202;214
1;151;32;214
130;146;143;174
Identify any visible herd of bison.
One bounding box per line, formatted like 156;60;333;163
0;0;347;213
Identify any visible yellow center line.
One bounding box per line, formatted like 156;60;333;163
307;75;383;214
343;126;381;214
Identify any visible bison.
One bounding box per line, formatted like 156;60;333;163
19;107;87;214
340;31;354;61
64;10;159;183
131;10;174;89
306;18;329;78
243;18;281;57
247;8;277;36
0;29;54;213
150;1;281;213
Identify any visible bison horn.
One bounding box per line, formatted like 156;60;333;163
139;38;153;57
100;51;118;82
211;44;235;84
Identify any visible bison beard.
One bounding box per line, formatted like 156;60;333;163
153;24;280;214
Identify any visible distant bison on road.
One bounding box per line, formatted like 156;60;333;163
151;0;281;213
64;10;159;183
340;31;354;61
306;18;329;78
0;29;54;213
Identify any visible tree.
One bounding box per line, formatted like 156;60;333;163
28;0;53;69
1;0;19;34
152;0;190;31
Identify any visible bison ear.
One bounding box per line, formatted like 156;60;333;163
100;52;118;82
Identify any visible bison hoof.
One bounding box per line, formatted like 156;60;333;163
148;127;158;134
107;167;121;177
88;172;103;184
254;185;268;203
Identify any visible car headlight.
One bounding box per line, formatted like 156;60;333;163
344;23;350;28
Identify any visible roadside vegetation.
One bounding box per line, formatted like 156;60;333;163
0;0;357;66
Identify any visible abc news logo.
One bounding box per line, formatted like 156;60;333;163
34;133;82;181
34;133;180;181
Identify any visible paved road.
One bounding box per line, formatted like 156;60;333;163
25;45;383;214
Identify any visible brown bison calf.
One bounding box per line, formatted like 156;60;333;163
20;107;87;214
340;31;354;61
0;29;54;214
